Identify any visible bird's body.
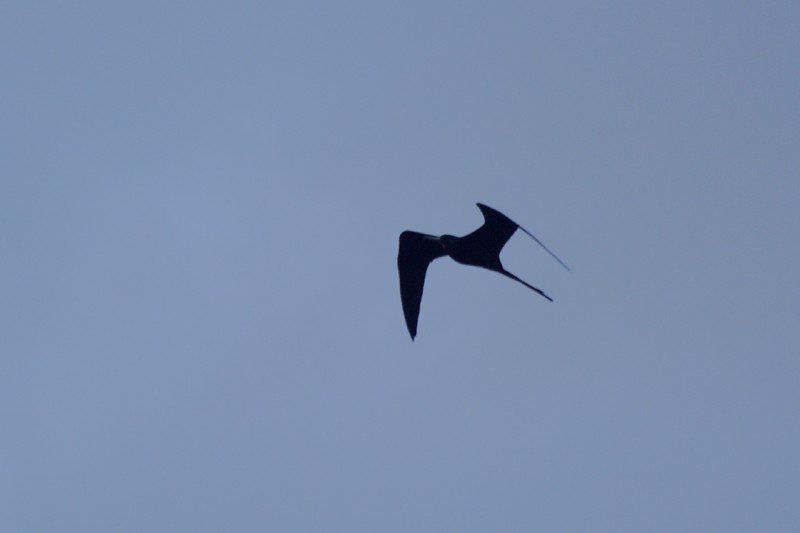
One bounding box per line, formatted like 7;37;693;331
397;203;569;340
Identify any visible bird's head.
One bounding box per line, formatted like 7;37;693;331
439;234;457;252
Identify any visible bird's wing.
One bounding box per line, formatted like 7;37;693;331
397;231;446;340
469;203;571;271
459;203;519;258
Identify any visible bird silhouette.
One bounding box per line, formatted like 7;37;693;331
397;203;569;340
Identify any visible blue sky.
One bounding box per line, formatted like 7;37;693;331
2;2;799;531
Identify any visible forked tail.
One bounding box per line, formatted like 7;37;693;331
517;225;571;272
499;269;553;302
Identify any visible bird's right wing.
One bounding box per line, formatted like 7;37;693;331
472;203;571;272
460;203;520;257
397;231;446;340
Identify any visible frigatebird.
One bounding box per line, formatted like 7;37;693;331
397;203;569;340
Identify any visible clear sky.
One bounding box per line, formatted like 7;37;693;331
2;2;799;531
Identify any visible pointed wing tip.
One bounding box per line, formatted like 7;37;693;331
475;202;490;214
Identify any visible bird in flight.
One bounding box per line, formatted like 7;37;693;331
397;203;569;340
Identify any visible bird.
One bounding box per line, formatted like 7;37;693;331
397;203;569;340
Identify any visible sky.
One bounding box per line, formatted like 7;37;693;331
2;1;799;531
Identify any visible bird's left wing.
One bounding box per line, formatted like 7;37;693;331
397;231;446;340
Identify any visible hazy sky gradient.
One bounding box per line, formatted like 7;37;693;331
3;2;799;531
